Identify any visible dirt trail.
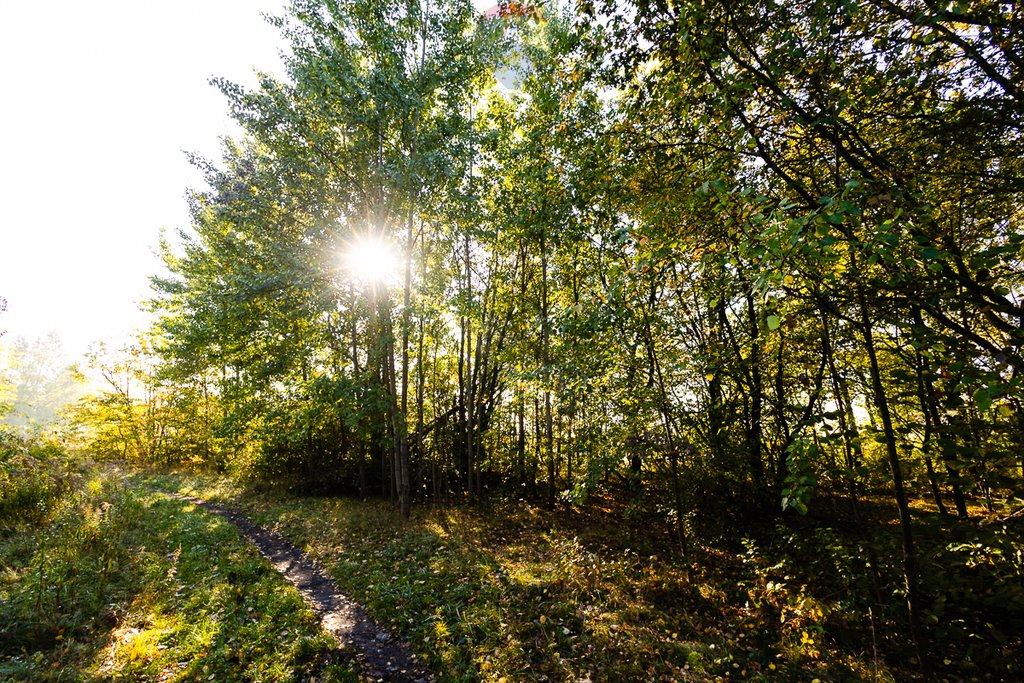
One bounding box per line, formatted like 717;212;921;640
156;489;432;683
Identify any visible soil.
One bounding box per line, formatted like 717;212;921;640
155;489;433;683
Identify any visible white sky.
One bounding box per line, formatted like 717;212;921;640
0;0;291;359
0;0;497;362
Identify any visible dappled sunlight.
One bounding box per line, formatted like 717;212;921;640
144;469;759;681
95;613;174;675
0;466;346;682
12;0;1018;678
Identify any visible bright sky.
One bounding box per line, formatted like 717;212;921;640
0;0;292;359
0;1;497;362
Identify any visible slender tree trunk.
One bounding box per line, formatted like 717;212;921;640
472;332;484;498
458;306;467;493
924;457;947;515
517;242;530;491
395;205;415;518
922;368;969;517
517;386;526;488
351;284;368;499
658;372;689;557
707;297;727;461
566;412;574;489
915;348;949;516
773;334;791;487
820;307;884;600
742;286;765;487
857;285;926;665
541;226;555;510
533;392;541;500
464;232;476;499
380;291;401;504
415;233;427;504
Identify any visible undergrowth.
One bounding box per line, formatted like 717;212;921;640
137;470;1024;682
1;449;354;682
0;431;78;531
139;471;875;682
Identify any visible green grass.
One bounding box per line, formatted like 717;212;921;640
136;471;883;682
1;463;357;682
8;453;1016;682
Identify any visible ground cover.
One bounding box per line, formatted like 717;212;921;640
9;444;1015;682
137;471;901;682
0;452;352;682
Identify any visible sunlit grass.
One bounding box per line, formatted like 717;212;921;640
0;465;357;682
134;468;1024;681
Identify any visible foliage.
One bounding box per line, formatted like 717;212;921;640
0;430;76;531
918;518;1024;674
73;339;221;469
0;333;85;435
111;0;1024;676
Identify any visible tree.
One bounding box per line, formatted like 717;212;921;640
1;334;84;436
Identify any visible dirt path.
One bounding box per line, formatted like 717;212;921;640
155;489;432;683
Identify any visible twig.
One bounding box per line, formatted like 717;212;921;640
997;506;1024;524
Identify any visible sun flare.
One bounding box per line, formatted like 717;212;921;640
342;235;400;286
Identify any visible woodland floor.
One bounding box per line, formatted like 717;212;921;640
3;461;1021;682
122;471;919;682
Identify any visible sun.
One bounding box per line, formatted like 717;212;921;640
342;235;400;287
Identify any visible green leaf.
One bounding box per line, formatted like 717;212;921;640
767;315;781;331
973;388;993;412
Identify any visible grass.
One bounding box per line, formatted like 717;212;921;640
0;460;356;682
15;457;1014;682
136;470;887;682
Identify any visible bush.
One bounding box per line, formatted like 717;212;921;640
920;521;1024;676
0;431;78;531
0;456;143;657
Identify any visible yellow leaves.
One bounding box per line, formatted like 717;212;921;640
434;618;451;639
638;56;664;79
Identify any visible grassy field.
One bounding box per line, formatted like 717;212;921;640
0;455;353;682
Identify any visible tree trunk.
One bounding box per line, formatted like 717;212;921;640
541;226;555;510
464;231;476;499
743;287;765;487
415;232;427;504
396;206;415;518
517;386;526;488
857;285;926;665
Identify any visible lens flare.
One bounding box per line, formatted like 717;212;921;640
342;235;400;287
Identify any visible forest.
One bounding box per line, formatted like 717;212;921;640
2;0;1023;681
